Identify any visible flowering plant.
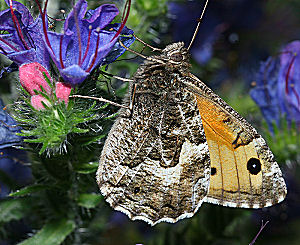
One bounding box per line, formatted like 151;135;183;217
0;0;135;238
0;0;137;242
0;0;135;154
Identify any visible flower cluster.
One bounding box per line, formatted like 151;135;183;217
0;0;135;154
43;0;133;85
250;40;300;129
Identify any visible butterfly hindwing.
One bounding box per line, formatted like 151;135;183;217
184;74;287;208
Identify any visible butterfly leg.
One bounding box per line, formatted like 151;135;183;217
129;83;137;111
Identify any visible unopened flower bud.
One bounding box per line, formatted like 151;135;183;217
19;63;51;95
31;95;51;111
55;82;71;105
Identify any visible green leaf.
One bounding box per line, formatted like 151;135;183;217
0;198;31;223
74;161;99;174
9;184;48;197
19;218;75;245
77;193;103;208
24;138;44;143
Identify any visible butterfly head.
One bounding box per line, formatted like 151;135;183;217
161;42;191;73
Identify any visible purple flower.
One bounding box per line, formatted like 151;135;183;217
0;98;22;149
277;41;300;125
41;0;134;86
0;0;49;68
250;40;300;129
101;23;135;67
0;148;31;198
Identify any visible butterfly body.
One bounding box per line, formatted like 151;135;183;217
97;42;286;225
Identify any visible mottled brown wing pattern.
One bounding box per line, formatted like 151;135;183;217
97;42;286;226
183;74;287;208
97;52;211;225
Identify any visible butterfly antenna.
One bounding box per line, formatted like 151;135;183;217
187;0;209;51
119;40;165;64
133;34;162;52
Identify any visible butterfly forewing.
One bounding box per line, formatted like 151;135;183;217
97;43;211;225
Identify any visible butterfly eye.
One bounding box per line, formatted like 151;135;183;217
170;53;183;62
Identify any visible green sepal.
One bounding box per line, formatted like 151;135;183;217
43;71;54;90
80;134;106;146
103;112;119;120
19;83;31;97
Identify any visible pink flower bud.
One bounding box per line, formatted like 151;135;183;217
19;62;51;95
31;95;51;111
55;82;71;105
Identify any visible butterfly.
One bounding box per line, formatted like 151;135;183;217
96;0;287;226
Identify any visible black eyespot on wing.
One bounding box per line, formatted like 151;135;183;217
247;158;261;175
211;167;217;176
134;186;140;194
170;53;183;62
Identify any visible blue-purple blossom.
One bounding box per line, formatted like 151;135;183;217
250;40;300;129
43;0;134;86
0;148;31;198
277;41;300;125
101;23;135;67
250;57;281;128
0;0;49;69
0;99;22;149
